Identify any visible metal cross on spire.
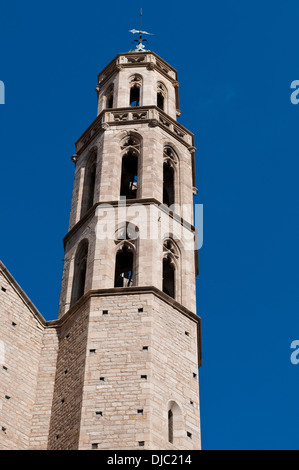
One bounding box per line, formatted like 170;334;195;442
129;9;154;52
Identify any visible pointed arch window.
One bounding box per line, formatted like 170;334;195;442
114;223;139;288
70;239;89;307
162;239;179;299
167;401;183;445
157;82;167;111
81;151;97;218
114;245;134;287
163;161;175;207
168;409;174;443
129;75;142;107
120;135;141;200
163;146;178;208
105;84;114;109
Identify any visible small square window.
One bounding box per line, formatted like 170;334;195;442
185;331;190;336
190;400;194;406
5;395;10;400
140;375;147;380
11;322;16;327
2;366;7;372
193;372;197;379
138;441;145;447
142;346;148;351
138;308;143;313
56;435;59;440
102;310;108;315
92;443;98;449
1;427;6;434
95;411;103;417
100;377;105;382
187;431;192;439
90;349;96;354
1;287;6;292
65;334;70;339
61;399;65;404
137;409;143;415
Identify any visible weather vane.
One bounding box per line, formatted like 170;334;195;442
129;9;154;52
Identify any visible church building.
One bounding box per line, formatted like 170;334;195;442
0;33;202;450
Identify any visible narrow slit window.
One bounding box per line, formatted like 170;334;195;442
163;161;175;207
70;239;89;307
157;82;167;111
162;257;175;299
81;153;97;218
168;409;174;443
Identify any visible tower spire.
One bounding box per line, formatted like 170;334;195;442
129;9;154;52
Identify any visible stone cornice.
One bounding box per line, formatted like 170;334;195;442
63;197;198;247
96;51;178;89
50;286;202;367
75;105;194;156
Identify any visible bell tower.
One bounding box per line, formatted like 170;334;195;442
49;39;202;450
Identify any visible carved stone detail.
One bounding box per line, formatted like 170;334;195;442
149;119;159;127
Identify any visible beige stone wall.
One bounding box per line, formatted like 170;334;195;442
0;267;45;450
47;301;90;450
76;291;200;450
29;326;59;449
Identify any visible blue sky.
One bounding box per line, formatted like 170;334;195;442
1;0;299;450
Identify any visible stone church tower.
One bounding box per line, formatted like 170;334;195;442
0;43;202;451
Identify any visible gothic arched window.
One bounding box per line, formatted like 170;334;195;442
168;409;174;443
81;151;97;218
163;146;178;208
167;401;183;445
129;75;142;107
70;239;89;307
120;135;141;200
157;82;167;111
163;161;175;207
114;224;138;288
105;84;114;109
162;239;179;299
